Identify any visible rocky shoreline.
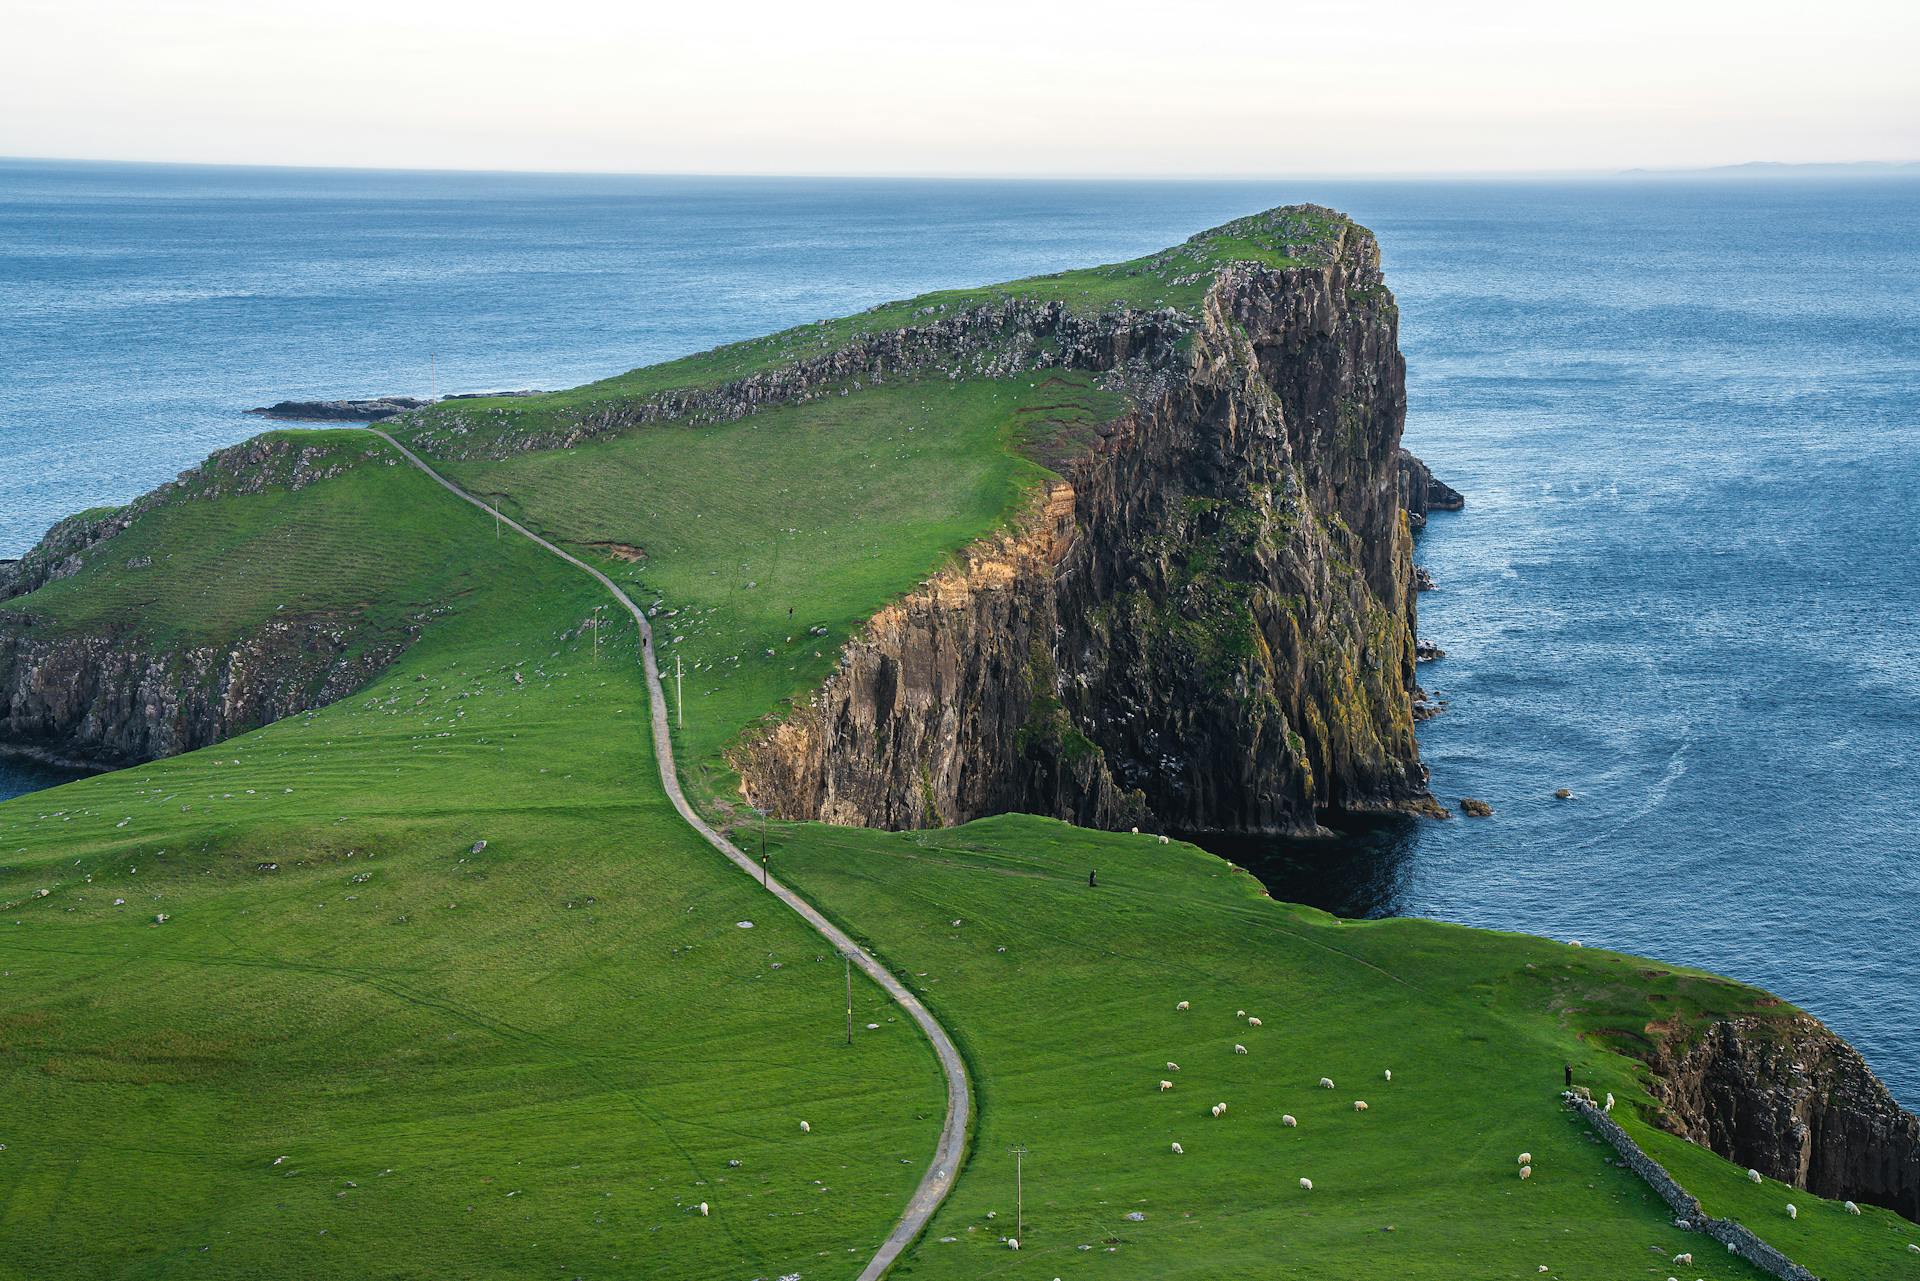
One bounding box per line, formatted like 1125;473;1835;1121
248;390;544;423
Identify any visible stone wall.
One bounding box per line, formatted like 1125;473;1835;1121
1565;1091;1819;1281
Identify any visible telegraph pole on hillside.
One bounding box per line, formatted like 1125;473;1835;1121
1010;1145;1028;1240
675;653;683;728
843;951;854;1046
591;605;603;665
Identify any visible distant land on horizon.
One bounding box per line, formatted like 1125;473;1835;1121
1617;159;1920;178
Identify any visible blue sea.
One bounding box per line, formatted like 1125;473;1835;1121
2;159;1915;1105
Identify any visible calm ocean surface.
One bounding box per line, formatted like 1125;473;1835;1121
2;160;1915;1103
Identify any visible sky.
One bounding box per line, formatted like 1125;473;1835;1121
4;0;1917;176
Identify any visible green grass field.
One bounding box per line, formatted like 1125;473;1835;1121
3;214;1915;1279
770;816;1920;1280
0;442;946;1280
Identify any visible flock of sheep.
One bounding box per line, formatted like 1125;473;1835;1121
1158;997;1401;1193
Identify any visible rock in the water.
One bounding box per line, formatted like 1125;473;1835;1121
1553;788;1573;800
1459;797;1494;817
1416;640;1446;663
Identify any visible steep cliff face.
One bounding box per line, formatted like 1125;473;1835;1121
1647;1013;1920;1221
0;619;406;766
736;219;1438;835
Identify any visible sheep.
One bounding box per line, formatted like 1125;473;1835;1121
1158;834;1169;844
1674;1252;1693;1264
1008;1237;1020;1250
1353;1100;1369;1112
1166;1061;1180;1072
1247;1016;1262;1027
1130;826;1139;834
1176;1000;1190;1012
1604;1092;1615;1113
1517;1152;1532;1165
1282;1114;1298;1127
1845;1200;1861;1214
1519;1166;1532;1180
1786;1203;1797;1220
1170;1142;1183;1155
1234;1044;1248;1055
799;1120;811;1133
697;1202;710;1216
1908;1243;1919;1253
1236;1009;1246;1018
1383;1069;1392;1082
1159;1080;1173;1092
1319;1077;1335;1089
1299;1177;1313;1191
1211;1104;1223;1118
1747;1168;1763;1183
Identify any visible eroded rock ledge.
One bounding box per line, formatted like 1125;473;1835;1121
1647;1013;1920;1221
735;227;1440;835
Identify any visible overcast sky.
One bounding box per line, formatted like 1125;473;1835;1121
5;0;1916;176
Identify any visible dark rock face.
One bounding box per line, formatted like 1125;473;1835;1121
1397;448;1465;528
736;226;1439;835
1649;1013;1920;1221
248;397;427;422
0;621;406;767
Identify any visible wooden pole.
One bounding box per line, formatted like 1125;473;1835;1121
675;653;683;729
844;951;853;1046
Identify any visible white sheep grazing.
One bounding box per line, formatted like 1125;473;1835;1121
1234;1044;1248;1055
1247;1016;1262;1027
1519;1165;1532;1180
1282;1114;1298;1127
1908;1243;1919;1253
1167;1061;1180;1072
1176;1000;1190;1012
1786;1203;1798;1220
1158;834;1169;844
1211;1104;1223;1118
1008;1237;1020;1250
1353;1100;1369;1112
1674;1252;1693;1264
1747;1168;1763;1183
1383;1068;1392;1082
1170;1142;1183;1155
1236;1009;1246;1018
1517;1152;1532;1165
1159;1080;1173;1092
1130;826;1139;834
1845;1200;1861;1214
1319;1077;1335;1089
1299;1177;1313;1191
799;1120;811;1133
1604;1092;1615;1113
697;1201;710;1216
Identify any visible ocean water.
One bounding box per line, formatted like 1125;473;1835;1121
2;160;1915;1104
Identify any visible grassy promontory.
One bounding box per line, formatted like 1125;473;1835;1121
1;208;1912;1279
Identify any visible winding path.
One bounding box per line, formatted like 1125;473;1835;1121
371;429;970;1280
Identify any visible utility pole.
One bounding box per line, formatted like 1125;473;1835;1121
675;653;683;729
430;349;437;402
844;951;854;1046
492;494;500;540
1011;1145;1028;1240
757;806;769;886
591;605;603;665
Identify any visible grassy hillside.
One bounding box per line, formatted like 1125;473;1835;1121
771;815;1919;1280
1;432;471;650
435;371;1123;798
389;205;1351;453
0;441;947;1280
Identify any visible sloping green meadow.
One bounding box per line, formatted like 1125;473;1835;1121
0;442;944;1280
771;816;1918;1280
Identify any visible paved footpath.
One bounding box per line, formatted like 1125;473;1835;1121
372;429;971;1280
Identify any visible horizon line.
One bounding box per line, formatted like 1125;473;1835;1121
5;152;1919;184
